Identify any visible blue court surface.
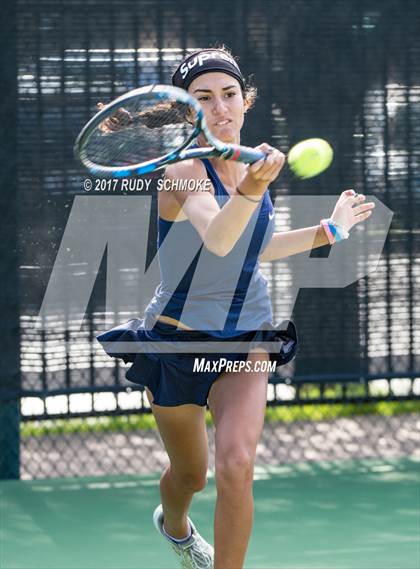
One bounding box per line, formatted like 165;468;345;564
2;457;419;569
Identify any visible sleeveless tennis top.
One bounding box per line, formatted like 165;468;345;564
144;158;276;337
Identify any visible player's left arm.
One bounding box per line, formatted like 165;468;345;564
259;225;330;262
259;190;375;262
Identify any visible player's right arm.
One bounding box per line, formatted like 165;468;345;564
165;146;285;257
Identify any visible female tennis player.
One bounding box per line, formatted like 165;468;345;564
97;47;375;569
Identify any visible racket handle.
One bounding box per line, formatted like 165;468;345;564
223;145;266;164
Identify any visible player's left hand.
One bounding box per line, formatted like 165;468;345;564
330;189;375;233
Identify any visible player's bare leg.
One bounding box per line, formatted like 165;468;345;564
208;352;269;569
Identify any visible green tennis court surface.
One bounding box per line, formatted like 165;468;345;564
2;457;419;569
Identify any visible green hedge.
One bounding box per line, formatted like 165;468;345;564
21;400;420;438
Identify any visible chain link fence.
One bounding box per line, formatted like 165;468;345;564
1;0;419;480
19;378;420;479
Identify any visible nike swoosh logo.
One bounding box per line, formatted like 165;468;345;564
268;211;275;220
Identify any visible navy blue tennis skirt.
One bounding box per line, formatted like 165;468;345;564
97;318;298;407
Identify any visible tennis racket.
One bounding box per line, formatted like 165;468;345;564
74;84;266;177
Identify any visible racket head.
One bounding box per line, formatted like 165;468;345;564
74;84;222;177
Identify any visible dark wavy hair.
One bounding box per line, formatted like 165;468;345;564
97;46;257;132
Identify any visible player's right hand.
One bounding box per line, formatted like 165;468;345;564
247;143;286;184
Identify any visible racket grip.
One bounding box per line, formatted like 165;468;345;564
225;145;266;164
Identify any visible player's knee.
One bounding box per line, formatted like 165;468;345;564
215;448;254;490
173;470;208;493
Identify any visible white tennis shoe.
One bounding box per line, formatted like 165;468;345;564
153;504;214;569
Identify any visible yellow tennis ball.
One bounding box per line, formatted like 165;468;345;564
288;138;333;179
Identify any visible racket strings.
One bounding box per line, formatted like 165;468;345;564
136;101;193;128
84;94;196;168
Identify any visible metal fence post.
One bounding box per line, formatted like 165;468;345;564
0;401;20;480
0;0;20;480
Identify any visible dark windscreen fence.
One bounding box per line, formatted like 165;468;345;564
1;0;419;479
